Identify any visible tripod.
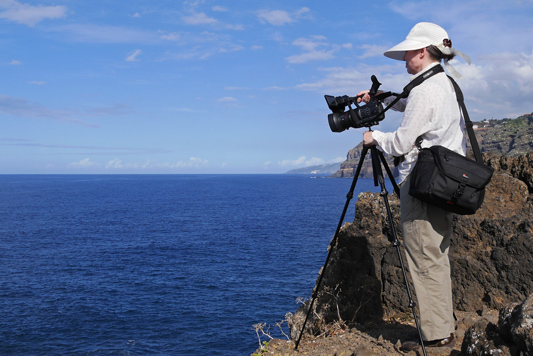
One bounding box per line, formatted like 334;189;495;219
294;137;427;356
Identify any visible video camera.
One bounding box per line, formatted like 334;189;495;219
325;75;386;132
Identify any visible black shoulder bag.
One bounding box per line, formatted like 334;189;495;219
407;76;494;215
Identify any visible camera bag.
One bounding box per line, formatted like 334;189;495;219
408;75;494;215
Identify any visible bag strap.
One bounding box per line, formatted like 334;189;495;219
447;75;483;163
381;64;444;113
413;71;484;164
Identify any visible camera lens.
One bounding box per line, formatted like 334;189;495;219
328;112;352;132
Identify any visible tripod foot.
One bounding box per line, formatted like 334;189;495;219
400;334;456;352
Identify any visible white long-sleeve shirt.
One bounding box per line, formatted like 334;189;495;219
372;62;467;184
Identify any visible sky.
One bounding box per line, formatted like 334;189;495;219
1;0;533;174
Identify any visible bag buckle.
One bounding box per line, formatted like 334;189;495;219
453;181;466;199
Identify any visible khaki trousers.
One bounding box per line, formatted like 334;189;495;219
400;175;455;341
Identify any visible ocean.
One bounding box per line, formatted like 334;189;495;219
0;174;380;355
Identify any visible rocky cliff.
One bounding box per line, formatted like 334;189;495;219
253;153;533;355
475;114;533;157
292;154;532;318
331;113;533;179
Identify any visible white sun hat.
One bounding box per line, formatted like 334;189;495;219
384;22;471;77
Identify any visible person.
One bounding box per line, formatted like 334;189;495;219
358;22;470;351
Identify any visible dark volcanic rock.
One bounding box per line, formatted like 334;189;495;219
451;171;532;313
461;293;533;355
288;153;533;349
484;152;533;193
460;316;511;355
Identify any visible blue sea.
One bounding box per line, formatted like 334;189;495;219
0;174;380;355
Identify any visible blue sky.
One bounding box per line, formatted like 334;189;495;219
1;0;533;174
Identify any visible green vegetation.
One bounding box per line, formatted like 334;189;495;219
252;341;269;355
472;112;533;157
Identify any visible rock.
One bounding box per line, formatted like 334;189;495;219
499;294;533;354
287;153;533;348
460;317;510;355
460;293;533;355
484;152;533;193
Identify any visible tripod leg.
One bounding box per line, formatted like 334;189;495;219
294;145;370;350
370;146;427;356
377;149;400;197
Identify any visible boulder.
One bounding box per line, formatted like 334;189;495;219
461;293;533;355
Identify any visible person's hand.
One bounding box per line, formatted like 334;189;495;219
357;90;370;103
363;131;377;147
357;90;384;103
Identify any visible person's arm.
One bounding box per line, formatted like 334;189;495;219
357;90;407;112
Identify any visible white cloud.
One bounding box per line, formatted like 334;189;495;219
154;157;209;169
263;86;289;91
218;43;244;53
156;27;244;61
178;157;208;168
332;157;346;163
280;156;305;166
305;157;326;166
295;7;311;17
180;7;241;30
257;9;292;26
29;81;45;85
257;7;311;26
286;35;346;64
294;66;370;93
160;32;180;41
69;157;209;172
51;24;160;44
0;0;67;26
98;157;210;171
126;49;142;62
456;50;533;118
358;44;389;59
105;158;125;169
279;156;325;167
105;157;209;171
292;36;327;52
286;50;335;64
217;96;237;103
183;0;206;10
106;159;166;170
182;12;218;25
70;158;99;168
10;59;22;65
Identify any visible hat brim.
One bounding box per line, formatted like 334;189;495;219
384;39;430;61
